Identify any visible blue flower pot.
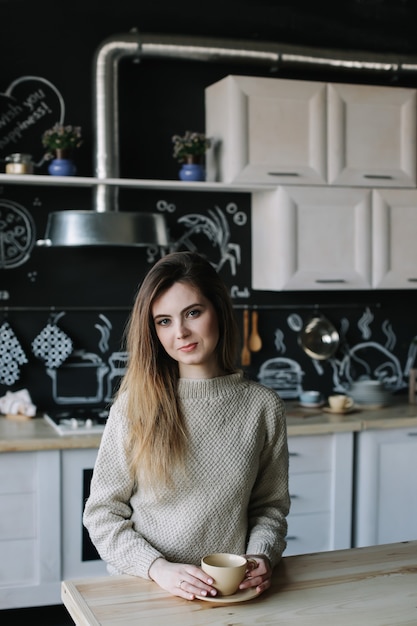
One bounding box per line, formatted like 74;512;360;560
179;163;205;182
48;158;76;176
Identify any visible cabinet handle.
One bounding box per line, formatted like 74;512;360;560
363;174;393;180
407;278;417;283
407;432;417;436
267;172;300;177
289;494;298;499
315;279;346;284
286;536;298;541
288;452;300;457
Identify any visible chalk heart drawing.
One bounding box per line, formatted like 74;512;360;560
0;75;65;164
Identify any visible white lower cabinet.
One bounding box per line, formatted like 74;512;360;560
0;451;61;609
285;432;354;556
354;426;417;547
0;447;105;610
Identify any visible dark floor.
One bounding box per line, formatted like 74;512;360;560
0;604;74;625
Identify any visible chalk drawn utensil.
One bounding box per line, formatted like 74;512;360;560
241;309;251;367
248;309;262;352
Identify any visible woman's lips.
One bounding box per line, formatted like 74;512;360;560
179;342;198;352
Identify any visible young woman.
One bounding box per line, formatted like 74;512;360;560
83;251;290;600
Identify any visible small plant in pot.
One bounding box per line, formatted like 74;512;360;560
42;123;83;176
172;130;211;181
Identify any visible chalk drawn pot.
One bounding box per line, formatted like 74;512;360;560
48;158;76;176
179;162;205;182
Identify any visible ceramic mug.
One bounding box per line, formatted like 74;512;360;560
201;553;248;596
328;394;354;411
300;390;323;405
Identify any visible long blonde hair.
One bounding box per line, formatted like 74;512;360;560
117;251;240;488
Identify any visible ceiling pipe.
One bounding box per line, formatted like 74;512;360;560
93;29;417;215
36;29;417;248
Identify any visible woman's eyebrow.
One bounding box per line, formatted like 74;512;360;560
153;302;203;320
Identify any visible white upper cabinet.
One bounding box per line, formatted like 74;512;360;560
328;82;417;187
205;75;327;185
252;186;372;291
206;75;417;189
372;189;417;288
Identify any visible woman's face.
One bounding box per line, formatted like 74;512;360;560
152;281;220;378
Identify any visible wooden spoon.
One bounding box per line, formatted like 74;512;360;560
248;309;262;352
241;309;251;366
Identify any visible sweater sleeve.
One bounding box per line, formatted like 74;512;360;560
83;402;164;579
245;391;290;568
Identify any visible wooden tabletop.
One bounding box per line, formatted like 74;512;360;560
61;540;417;625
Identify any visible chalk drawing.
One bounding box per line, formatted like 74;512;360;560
0;75;65;166
170;204;242;276
0;199;35;268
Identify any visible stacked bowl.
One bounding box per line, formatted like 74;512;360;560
349;380;391;407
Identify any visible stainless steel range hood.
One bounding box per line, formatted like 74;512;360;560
39;31;169;248
39;29;417;247
37;211;169;247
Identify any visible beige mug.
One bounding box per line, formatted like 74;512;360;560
201;553;247;596
328;394;354;411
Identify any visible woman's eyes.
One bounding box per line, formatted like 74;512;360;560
156;309;201;326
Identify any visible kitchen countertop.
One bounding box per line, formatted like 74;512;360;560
1;399;417;452
61;540;417;625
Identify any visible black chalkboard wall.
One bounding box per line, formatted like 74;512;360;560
1;2;417;411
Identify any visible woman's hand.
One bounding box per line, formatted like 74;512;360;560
149;557;218;600
239;554;272;595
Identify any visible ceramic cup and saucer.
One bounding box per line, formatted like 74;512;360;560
323;394;356;415
196;553;260;604
299;390;324;408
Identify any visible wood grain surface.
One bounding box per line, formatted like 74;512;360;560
62;540;417;625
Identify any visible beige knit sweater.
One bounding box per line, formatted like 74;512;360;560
83;371;290;579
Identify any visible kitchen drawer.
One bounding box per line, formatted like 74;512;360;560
288;435;332;473
0;452;36;494
285;512;331;556
0;493;36;539
0;539;36;585
288;472;331;514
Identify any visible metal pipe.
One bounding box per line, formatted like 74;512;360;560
93;30;417;213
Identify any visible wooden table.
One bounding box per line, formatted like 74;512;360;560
62;540;417;625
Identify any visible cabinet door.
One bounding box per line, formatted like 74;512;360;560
373;189;417;288
205;75;327;185
354;426;417;547
252;186;372;290
328;82;417;187
0;451;61;609
286;433;353;556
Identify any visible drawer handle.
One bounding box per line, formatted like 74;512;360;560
407;432;417;436
315;279;346;283
407;278;417;283
363;174;393;180
267;172;300;177
288;452;300;457
286;536;298;541
289;494;298;499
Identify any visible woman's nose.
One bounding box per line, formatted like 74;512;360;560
177;321;190;338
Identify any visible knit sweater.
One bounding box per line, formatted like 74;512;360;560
83;371;290;579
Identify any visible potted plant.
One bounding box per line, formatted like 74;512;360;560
41;123;83;176
172;130;211;181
